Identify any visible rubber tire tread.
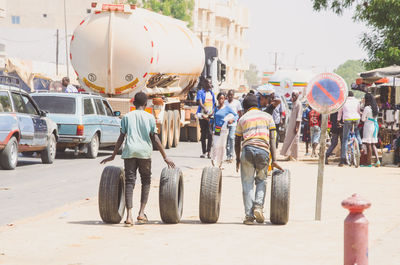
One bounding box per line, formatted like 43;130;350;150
158;113;168;149
0;136;18;170
172;110;180;147
87;133;99;158
166;111;174;149
199;167;222;223
98;166;125;224
41;134;56;164
159;167;184;224
270;169;290;225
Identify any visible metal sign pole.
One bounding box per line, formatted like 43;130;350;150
315;113;328;220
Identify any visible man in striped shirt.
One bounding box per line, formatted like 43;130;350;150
235;94;282;225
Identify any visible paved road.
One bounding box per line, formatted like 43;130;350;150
0;142;209;226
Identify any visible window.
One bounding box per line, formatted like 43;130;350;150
11;93;25;113
43;14;47;18
0;91;12;112
21;94;39;115
83;98;95;115
32;96;76;114
102;100;114;116
94;98;105;115
86;9;91;14
11;16;20;24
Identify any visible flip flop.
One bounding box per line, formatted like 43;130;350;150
137;214;148;224
124;221;134;227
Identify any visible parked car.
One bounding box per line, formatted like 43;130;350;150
31;92;121;158
0;76;58;170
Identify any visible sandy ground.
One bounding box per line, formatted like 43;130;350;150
0;155;399;265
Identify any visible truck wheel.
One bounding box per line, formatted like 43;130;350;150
188;117;201;142
41;134;56;164
98;166;125;224
86;133;99;158
166;110;174;149
270;169;290;225
0;136;18;170
159;167;184;224
158;112;168;149
172;110;180;147
199;167;222;223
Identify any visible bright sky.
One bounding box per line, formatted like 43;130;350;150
238;0;369;73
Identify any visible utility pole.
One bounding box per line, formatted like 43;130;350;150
56;29;59;76
274;52;278;71
63;0;69;78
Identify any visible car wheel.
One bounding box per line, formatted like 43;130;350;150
87;133;99;158
41;134;56;164
0;136;18;170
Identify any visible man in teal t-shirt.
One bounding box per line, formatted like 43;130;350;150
101;92;175;226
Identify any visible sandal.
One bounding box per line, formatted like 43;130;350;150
137;214;148;224
124;220;134;227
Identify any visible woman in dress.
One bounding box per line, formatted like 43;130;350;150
361;93;380;167
211;92;239;168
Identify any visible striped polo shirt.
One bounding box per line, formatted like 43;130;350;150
235;108;276;152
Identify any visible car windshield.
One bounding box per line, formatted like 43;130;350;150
32;95;76;114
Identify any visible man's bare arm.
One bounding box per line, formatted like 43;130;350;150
269;129;283;170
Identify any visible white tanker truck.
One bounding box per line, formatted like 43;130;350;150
70;3;225;148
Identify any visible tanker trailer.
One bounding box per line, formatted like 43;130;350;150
70;3;206;149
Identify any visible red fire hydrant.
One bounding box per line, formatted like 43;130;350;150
342;194;371;265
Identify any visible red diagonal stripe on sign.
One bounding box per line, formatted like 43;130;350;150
315;81;338;104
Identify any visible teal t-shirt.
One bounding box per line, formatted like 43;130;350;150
121;110;157;159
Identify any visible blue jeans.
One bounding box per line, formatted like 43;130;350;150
226;125;236;159
240;145;270;217
341;120;362;161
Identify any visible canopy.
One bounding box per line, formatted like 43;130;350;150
360;65;400;83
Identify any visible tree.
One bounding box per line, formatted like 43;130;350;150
127;0;194;27
312;0;400;69
245;64;261;88
334;59;365;98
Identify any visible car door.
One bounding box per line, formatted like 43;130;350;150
20;93;48;147
102;99;121;143
93;98;109;143
10;92;35;148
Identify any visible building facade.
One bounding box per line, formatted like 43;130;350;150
193;0;249;91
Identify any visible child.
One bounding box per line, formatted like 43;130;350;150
101;92;175;226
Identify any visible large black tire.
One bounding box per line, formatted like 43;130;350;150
158;112;168;149
188;117;201;142
159;167;184;224
172;110;180;148
0;136;18;170
199;167;222;223
41;134;56;164
166;110;174;149
98;166;125;224
86;133;99;158
270;169;291;225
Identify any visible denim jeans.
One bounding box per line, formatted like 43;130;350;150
226;125;236;159
341;120;362;161
240;145;270;217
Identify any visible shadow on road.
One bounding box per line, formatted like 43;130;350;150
55;151;110;160
16;160;42;167
68;219;275;227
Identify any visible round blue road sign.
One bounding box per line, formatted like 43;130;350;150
306;73;348;114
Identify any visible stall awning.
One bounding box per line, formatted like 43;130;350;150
360;65;400;82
